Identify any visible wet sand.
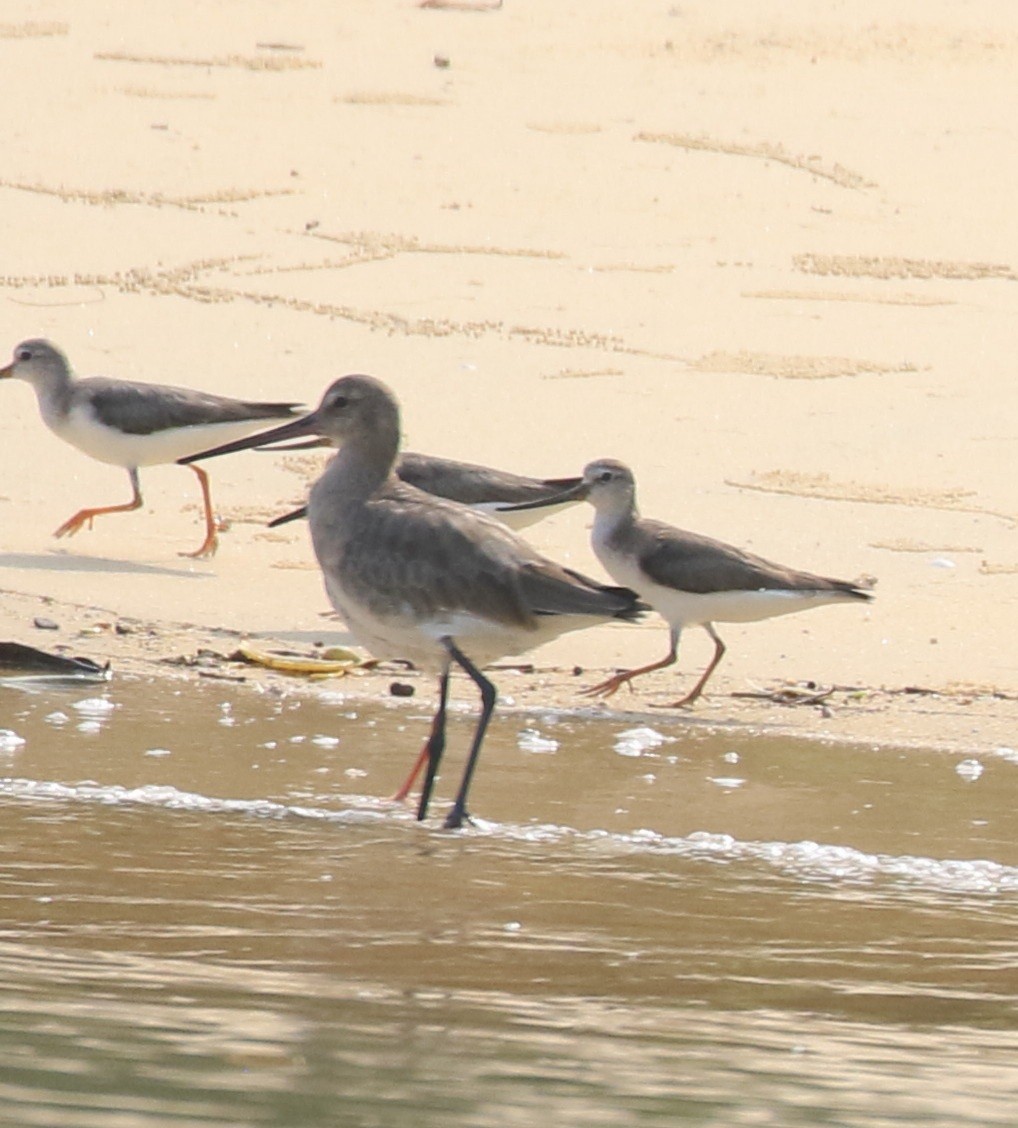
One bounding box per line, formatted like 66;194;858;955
2;3;1018;752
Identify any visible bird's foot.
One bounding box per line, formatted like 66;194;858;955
442;804;473;830
179;535;219;560
650;690;704;708
650;692;702;710
53;512;92;539
579;672;630;700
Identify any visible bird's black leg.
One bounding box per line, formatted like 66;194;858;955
442;639;496;830
416;661;451;822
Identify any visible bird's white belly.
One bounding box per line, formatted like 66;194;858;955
52;404;282;469
645;583;847;628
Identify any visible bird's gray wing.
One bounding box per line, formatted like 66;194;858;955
82;377;301;436
638;520;867;597
397;451;580;506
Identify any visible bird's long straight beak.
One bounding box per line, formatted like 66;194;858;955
254;437;332;453
501;478;590;512
0;363;13;380
534;475;585;494
267;505;308;528
178;410;325;465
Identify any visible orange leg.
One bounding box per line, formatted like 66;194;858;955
179;463;220;559
389;740;430;804
582;624;728;709
54;469;143;539
651;625;726;709
581;627;680;700
392;663;454;820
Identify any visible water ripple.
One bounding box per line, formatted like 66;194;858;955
2;775;1015;897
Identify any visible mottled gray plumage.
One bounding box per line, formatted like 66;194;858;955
181;377;645;828
319;479;634;631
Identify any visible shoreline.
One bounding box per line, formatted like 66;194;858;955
3;584;1016;761
2;3;1018;767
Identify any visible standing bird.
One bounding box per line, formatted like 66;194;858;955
0;339;303;558
262;450;582;531
508;458;873;707
180;377;646;829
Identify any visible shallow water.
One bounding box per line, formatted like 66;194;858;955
0;675;1015;1127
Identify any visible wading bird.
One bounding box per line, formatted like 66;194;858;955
509;458;872;706
181;377;646;828
0;339;303;557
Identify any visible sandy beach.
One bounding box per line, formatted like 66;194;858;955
3;1;1018;753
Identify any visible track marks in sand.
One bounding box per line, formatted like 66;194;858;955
870;539;983;555
95;50;321;72
0;258;260;306
240;232;568;277
222;281;630;351
419;0;503;10
795;254;1017;282
636;132;874;190
0;258;641;353
693;351;917;380
979;561;1018;576
745;288;954;308
119;86;216;101
649;24;1018;66
269;559;320;571
0;21;67;38
591;261;675;275
280;455;327;485
304;229;567;263
197;504;278;527
340;92;451;107
542;367;624;381
0;178;294;213
730;470;1014;525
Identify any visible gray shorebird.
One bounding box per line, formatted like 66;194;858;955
181;377;646;828
509;458;873;707
0;339;302;557
263;450;582;531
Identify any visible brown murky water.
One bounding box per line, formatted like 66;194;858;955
0;675;1015;1126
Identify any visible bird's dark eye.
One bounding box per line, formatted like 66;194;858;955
598;471;613;483
16;349;31;362
331;395;348;409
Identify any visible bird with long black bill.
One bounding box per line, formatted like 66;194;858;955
180;377;646;829
508;458;873;707
264;449;583;531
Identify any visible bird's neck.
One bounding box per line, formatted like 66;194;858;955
318;422;401;505
31;370;74;428
591;497;638;557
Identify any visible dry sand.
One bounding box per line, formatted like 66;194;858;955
2;2;1018;754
